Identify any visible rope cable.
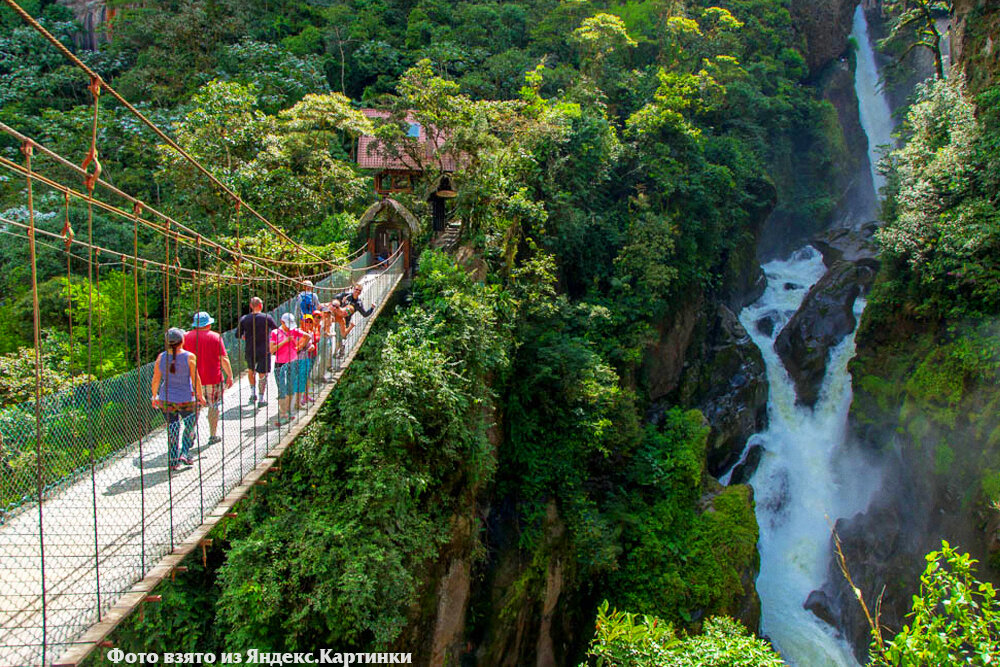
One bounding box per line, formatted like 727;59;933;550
23;140;49;666
0;0;340;268
0;153;327;285
133;211;147;570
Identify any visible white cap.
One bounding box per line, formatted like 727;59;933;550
281;312;296;327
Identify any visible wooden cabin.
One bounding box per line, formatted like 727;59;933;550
356;109;458;196
355;110;460;274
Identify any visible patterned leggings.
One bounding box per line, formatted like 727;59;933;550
162;402;197;465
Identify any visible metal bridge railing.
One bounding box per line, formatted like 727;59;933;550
0;250;404;667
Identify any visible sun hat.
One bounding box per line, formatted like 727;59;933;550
191;311;215;328
303;280;314;288
166;327;185;344
281;312;296;327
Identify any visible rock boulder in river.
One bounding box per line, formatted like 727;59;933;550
775;261;875;407
812;223;880;270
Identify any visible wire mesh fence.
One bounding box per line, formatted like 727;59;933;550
0;249;404;666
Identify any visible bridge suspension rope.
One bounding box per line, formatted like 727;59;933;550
0;0;344;269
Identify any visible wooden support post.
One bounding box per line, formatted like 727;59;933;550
199;539;213;567
137;595;160;623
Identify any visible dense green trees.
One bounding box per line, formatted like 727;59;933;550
873;78;1000;320
582;601;783;666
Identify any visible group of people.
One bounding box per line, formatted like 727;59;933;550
150;281;374;470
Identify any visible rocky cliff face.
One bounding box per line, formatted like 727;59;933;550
952;0;1000;94
648;177;775;480
759;1;879;261
791;0;858;79
811;314;1000;661
56;0;109;50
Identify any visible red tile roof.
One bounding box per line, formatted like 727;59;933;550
356;109;458;172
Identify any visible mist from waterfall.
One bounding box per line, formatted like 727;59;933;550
852;4;895;194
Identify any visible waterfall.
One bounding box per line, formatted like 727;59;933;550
738;248;880;666
851;5;895;194
727;8;896;664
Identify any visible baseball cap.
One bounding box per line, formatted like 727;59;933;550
303;280;314;288
281;312;296;327
191;311;215;328
165;327;185;344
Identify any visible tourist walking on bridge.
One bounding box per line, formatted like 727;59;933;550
270;312;308;426
237;297;278;407
296;314;319;407
185;312;234;446
332;283;373;357
150;328;206;471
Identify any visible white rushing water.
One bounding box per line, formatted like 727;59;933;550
851;5;895;194
739;247;880;666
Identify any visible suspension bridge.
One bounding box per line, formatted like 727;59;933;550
0;0;410;664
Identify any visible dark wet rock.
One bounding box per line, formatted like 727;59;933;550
819;491;914;664
656;304;768;480
760;469;791;521
756;317;776;338
775;261;876;407
669;306;769;478
729;444;765;486
804;589;838;628
813;224;881;270
784;283;802;291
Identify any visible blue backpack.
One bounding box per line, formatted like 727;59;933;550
299;291;318;316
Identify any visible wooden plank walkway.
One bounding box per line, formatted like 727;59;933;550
0;265;403;667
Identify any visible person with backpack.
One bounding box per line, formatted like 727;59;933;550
296;280;320;320
150;328;206;471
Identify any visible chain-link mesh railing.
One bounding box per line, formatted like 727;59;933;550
0;249;403;666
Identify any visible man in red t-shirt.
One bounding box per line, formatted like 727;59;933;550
185;311;234;445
